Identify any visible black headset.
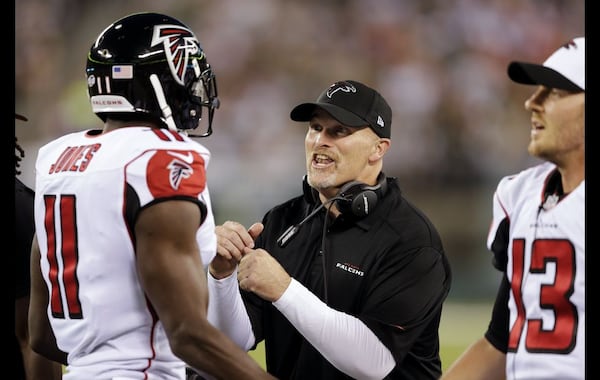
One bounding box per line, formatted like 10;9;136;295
335;173;388;218
279;172;389;248
302;172;388;218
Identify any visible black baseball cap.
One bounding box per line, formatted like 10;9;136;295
290;80;392;138
16;113;28;122
507;37;585;92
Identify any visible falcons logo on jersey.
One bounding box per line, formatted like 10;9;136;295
166;152;194;190
151;24;202;85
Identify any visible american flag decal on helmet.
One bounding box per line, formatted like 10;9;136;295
151;24;202;86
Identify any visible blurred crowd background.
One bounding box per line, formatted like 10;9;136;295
15;0;584;300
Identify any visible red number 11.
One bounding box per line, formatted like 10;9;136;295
43;194;83;319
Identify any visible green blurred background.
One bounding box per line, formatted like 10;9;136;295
16;0;583;374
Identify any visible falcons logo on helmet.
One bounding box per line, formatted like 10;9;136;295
151;24;202;86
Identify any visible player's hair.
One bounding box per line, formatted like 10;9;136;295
15;113;28;175
15;137;25;175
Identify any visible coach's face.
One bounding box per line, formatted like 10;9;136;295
304;108;389;201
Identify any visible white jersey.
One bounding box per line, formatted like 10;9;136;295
487;162;585;380
34;127;217;380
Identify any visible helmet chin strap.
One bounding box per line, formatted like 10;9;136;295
150;74;178;132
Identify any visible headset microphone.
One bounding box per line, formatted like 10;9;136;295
277;197;345;248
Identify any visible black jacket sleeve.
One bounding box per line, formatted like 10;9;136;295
484;273;510;353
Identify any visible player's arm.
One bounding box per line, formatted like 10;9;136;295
28;235;68;365
440;336;505;380
16;296;64;378
135;200;275;380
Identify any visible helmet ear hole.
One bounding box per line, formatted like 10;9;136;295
85;12;219;135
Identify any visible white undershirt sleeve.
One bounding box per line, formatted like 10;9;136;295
207;271;255;350
273;278;396;379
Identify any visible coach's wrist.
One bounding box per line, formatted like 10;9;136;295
208;265;236;280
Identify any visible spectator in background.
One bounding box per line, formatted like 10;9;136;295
441;37;585;380
15;112;63;379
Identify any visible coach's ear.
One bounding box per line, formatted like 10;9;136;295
369;138;390;163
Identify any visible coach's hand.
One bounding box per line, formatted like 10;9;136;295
238;247;292;302
209;221;264;279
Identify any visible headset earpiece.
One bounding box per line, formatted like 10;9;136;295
302;173;388;218
336;182;378;217
335;172;388;218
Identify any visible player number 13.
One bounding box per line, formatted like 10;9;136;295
508;238;577;354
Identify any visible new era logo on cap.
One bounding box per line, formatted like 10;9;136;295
290;80;392;138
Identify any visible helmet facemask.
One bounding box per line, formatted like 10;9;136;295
180;62;219;137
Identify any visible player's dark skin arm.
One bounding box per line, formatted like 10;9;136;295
135;200;276;380
28;236;68;365
16;296;63;378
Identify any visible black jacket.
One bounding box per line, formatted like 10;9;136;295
243;176;452;379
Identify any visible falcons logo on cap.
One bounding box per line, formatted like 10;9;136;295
326;82;357;98
151;24;202;85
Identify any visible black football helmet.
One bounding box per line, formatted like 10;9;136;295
86;12;219;137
